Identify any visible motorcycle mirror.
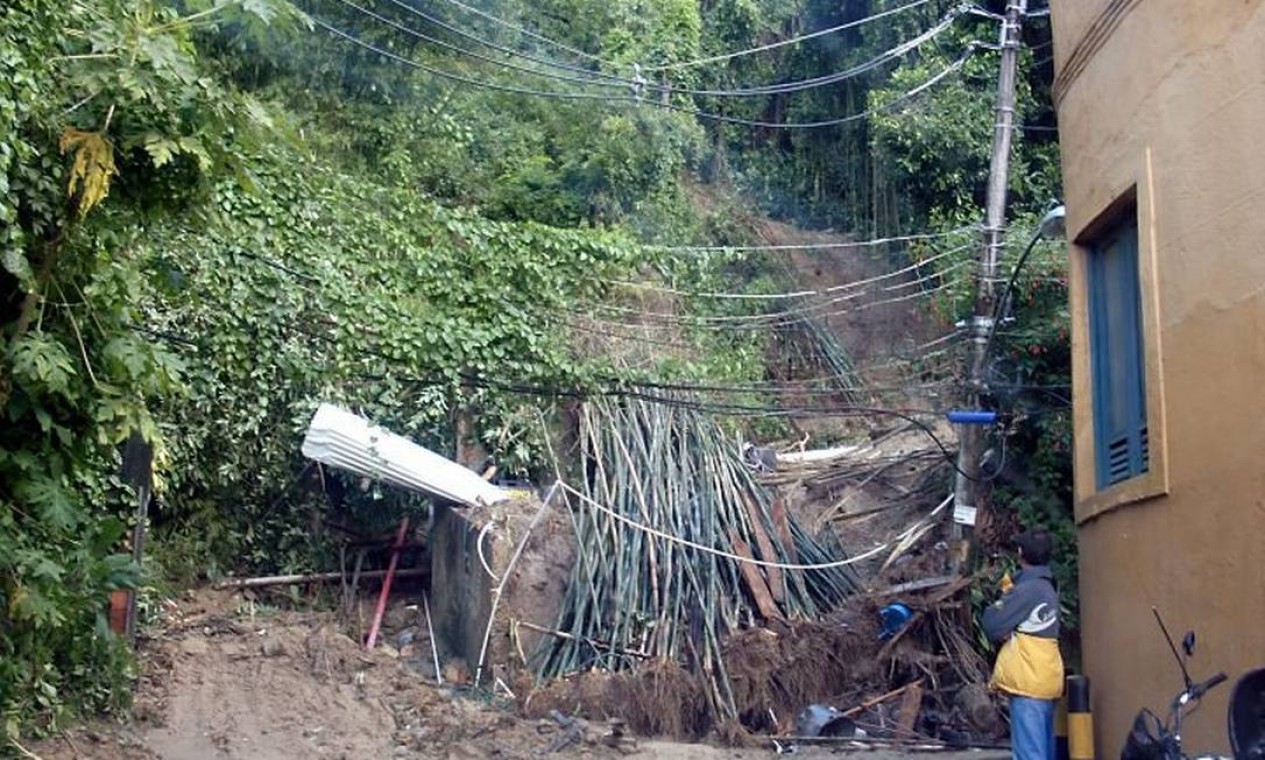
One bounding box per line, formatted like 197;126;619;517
1182;631;1196;657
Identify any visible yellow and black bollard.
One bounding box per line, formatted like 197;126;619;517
1067;675;1095;760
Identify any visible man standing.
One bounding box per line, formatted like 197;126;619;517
982;529;1065;760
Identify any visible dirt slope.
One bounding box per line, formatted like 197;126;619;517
753;218;946;373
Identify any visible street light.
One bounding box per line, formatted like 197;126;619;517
994;204;1066;331
949;203;1067;413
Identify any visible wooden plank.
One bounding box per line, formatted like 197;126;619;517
769;497;799;564
897;682;924;734
841;679;923;718
729;531;782;620
868;575;958;598
741;495;785;603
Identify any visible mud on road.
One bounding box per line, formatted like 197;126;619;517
20;590;757;759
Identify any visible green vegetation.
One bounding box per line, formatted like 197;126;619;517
1;0;1073;735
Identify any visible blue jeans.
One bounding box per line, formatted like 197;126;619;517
1011;695;1057;760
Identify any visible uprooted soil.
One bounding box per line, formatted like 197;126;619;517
517;587;1002;748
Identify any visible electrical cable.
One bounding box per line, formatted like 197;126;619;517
476;521;499;581
149;250;1039;482
562;306;965;366
558;483;952;570
307;13;982;129
223;246;968;387
561;317;963;393
142;288;1018;481
426;0;607;64
606;247;960;301
330;0;625;90
653;47;979;129
653;226;976;253
605;376;955;398
578;271;970;329
349;0;967;98
424;0;938;73
643;10;966;98
310;16;615;99
445;373;1004;481
645;0;939;71
586;271;965;326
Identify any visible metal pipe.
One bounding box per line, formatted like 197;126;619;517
365;517;410;649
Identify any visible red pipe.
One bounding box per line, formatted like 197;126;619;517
366;517;410;650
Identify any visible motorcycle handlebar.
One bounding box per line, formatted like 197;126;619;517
1190;672;1228;700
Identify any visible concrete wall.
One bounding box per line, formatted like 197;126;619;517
429;503;498;668
429;496;575;685
1051;0;1265;755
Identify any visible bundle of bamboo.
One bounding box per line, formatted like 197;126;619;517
533;397;861;723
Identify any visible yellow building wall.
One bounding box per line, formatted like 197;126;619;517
1052;0;1265;756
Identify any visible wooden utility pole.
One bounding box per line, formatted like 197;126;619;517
950;0;1029;570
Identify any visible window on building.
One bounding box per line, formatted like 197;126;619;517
1086;210;1148;489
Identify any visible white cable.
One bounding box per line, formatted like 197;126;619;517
882;259;972;292
582;272;969;327
561;483;951;570
647;0;938;71
476;521;498;582
605;248;960;301
591;267;967;325
426;0;936;74
312;14;981;130
653;227;976;253
367;0;964;99
429;0;607;64
653;9;964;98
474;483;561;687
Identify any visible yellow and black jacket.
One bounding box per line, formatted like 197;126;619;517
981;566;1064;700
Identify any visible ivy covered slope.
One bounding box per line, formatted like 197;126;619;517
0;0;683;732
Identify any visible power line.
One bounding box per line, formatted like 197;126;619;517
652;226;976;253
194;251;966;394
307;13;983;129
606;46;983;129
559;483;953;570
579;271;970;329
148;277;1033;477
426;0;607;64
346;0;966;98
310;16;614;99
330;0;625;91
564;312;966;380
424;0;938;74
660;9;966;98
160;245;1003;440
648;0;940;71
608;246;962;301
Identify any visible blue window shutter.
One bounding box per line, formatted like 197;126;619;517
1087;216;1148;489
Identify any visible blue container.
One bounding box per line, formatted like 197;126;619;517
879;603;913;640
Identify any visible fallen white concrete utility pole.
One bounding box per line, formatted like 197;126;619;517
774;444;866;464
300;402;508;508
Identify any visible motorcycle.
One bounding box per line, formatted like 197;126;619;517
1121;608;1265;760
